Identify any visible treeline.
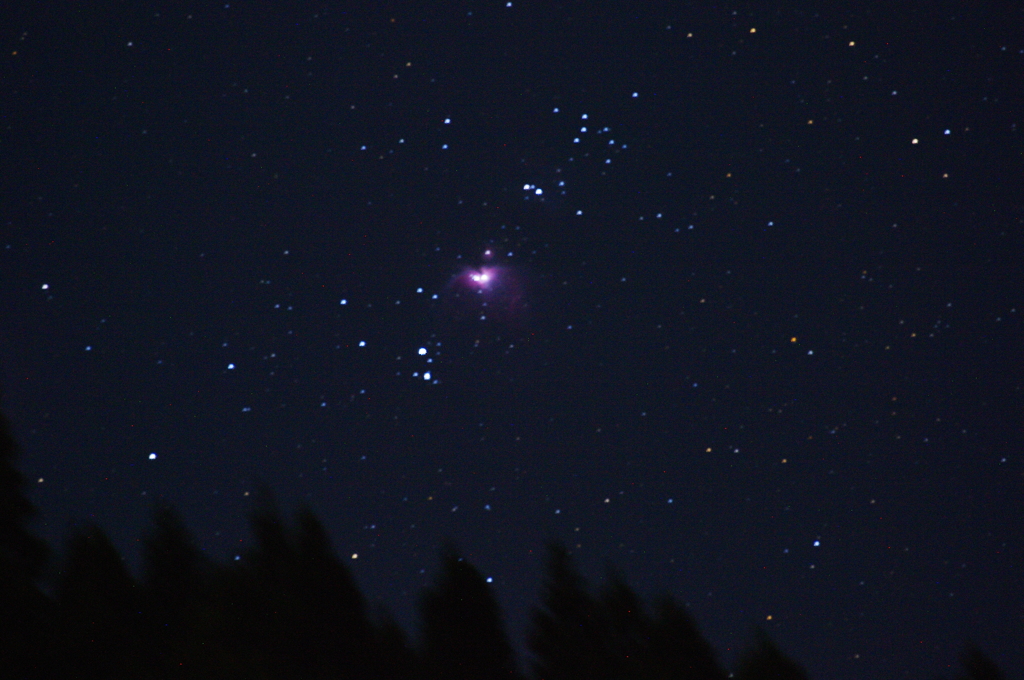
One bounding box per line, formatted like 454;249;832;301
0;409;1007;680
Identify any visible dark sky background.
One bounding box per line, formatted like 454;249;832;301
2;2;1022;678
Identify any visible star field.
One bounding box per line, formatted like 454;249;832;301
1;3;1021;679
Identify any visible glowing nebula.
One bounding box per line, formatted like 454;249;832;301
461;266;501;291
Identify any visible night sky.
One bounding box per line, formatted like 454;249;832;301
2;2;1022;678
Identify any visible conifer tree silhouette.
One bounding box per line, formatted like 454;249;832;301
599;570;654;679
142;505;211;608
374;611;417;680
291;506;378;679
55;524;142;679
955;643;1006;680
530;544;728;680
1;401;1015;680
528;543;613;680
0;406;51;678
733;628;809;680
139;504;222;676
232;493;381;680
419;544;520;680
648;595;729;680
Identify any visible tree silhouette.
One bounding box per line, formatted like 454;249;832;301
139;504;223;676
530;545;728;680
419;543;520;680
954;643;1005;680
227;493;382;680
528;543;614;680
647;596;729;680
54;524;143;679
0;403;1015;680
0;406;51;678
599;569;654;680
374;611;417;680
290;506;379;678
733;628;809;680
142;505;212;608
